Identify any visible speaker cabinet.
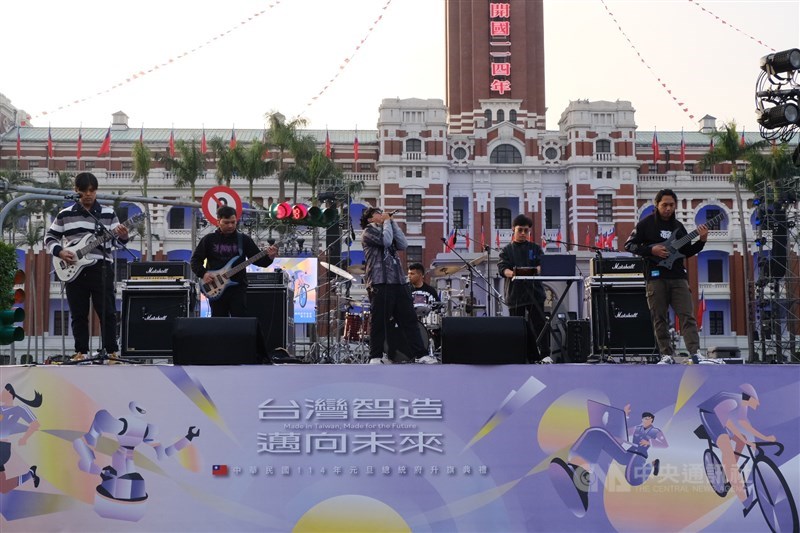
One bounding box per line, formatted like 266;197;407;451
172;317;270;365
121;288;193;357
566;319;591;363
441;317;527;364
590;285;655;355
246;286;295;353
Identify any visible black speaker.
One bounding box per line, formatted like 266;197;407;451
566;320;591;363
441;317;527;364
590;285;655;355
247;286;295;353
121;288;192;357
172;317;270;365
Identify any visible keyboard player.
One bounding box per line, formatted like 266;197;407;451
497;214;550;363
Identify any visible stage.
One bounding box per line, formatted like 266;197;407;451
1;363;798;532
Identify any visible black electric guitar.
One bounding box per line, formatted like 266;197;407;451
655;213;723;270
200;239;283;301
53;212;146;282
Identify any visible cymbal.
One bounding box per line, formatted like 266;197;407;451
347;264;366;275
433;265;465;276
320;261;355;281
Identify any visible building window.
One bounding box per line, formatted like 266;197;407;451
84;160;95;170
406;245;423;265
596;139;611;153
54;311;70;336
66;160;77;170
116;206;129;223
706;208;722;230
484;109;492;128
596;170;604;180
169;207;185;229
597;194;613;222
495;207;512;229
358;163;373;172
29;160;39;168
406;194;422;222
686;163;694;173
497;109;505;123
545;197;561;230
405;170;413;178
415;170;422;178
122;161;133;171
453;147;468;160
490;144;522;164
709;310;724;335
405;139;422;153
453;209;464;229
509;110;517;124
707;259;723;282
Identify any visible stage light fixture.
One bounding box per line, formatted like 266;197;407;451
760;48;800;75
757;103;800;129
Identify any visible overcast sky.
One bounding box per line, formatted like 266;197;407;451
3;0;798;133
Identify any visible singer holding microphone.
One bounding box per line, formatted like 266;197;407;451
497;214;551;363
45;172;129;361
360;207;437;364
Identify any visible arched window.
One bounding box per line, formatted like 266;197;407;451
405;139;422;152
484;109;492;128
495;208;512;229
490;144;522;164
497;109;505;123
596;139;611;153
509;110;517;124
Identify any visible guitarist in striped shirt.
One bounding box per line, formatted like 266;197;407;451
190;205;278;317
45;172;129;361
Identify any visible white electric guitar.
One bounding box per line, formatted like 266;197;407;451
200;239;283;301
53;212;145;283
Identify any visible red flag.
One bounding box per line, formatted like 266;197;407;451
325;129;331;158
16;128;21;158
97;126;111;156
201;128;207;154
465;231;471;250
697;290;706;331
740;127;745;148
606;227;616;249
76;127;83;160
47;125;54;158
169;128;175;157
584;227;591;247
556;228;563;250
679;128;686;165
651;130;660;163
541;232;547;249
495;229;501;249
446;229;456;250
212;465;229;476
139;124;144;144
709;137;714;152
230;126;237;149
353;132;359;163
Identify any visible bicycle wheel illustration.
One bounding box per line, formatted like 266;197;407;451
703;449;729;496
751;455;799;533
298;285;308;308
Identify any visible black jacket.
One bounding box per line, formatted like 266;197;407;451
624;213;705;280
497;240;545;309
190;230;273;285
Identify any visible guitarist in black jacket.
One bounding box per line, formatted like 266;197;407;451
191;205;278;317
624;189;709;364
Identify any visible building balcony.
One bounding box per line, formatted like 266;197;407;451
595;153;614;162
698;282;730;296
404;152;423;161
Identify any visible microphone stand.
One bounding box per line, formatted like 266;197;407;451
441;238;506;314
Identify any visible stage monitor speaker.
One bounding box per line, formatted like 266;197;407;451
566;319;591;363
172;317;271;365
247;286;295;353
121;288;191;357
441;317;527;364
590;285;655;355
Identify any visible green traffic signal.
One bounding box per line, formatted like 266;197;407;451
0;307;25;345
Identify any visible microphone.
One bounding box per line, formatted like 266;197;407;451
65;192;82;200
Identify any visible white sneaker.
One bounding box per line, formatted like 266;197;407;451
539;356;554;364
692;352;725;365
415;355;439;364
657;355;675;365
368;357;392;365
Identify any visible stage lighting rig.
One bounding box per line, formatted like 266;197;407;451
755;48;800;143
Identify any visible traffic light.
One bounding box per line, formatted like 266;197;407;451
0;269;25;345
266;202;337;227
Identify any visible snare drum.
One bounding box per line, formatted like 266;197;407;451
423;309;442;330
343;313;363;341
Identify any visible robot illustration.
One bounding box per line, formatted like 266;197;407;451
73;401;199;522
0;383;42;493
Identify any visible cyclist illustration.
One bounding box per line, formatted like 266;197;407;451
0;383;42;493
695;383;798;532
289;269;310;308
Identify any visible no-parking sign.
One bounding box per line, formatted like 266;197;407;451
201;186;243;225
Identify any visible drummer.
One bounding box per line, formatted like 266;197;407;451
408;263;442;348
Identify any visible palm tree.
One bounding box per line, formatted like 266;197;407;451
238;139;277;208
287;135;317;204
132;140;154;260
160;140;206;249
0;170;33;241
266;112;307;202
746;143;797;202
701;122;768;360
209;136;238;187
18;203;44;361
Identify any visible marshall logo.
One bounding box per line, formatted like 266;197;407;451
146;267;169;274
611;263;636;270
142;313;168;321
615;311;639;319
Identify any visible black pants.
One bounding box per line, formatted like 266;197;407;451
509;300;549;362
66;262;118;354
209;284;249;317
369;284;426;360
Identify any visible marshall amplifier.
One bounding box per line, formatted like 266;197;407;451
590;256;645;278
128;261;191;280
247;270;290;287
589;284;655;356
121;285;198;357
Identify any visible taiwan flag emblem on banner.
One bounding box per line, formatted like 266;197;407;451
212;464;229;476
